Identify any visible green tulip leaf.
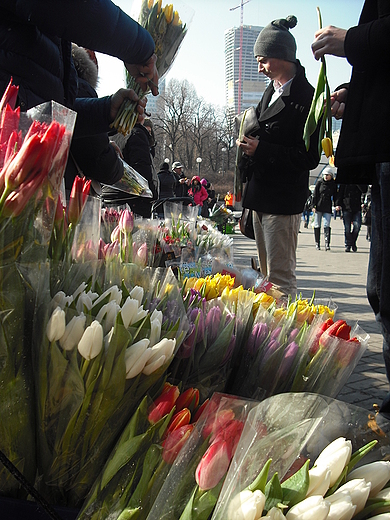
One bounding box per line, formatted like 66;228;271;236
264;472;283;513
281;459;310;507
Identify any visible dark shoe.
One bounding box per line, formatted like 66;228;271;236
324;227;331;251
314;227;321;250
315;244;321;250
352;244;357;252
304;222;308;228
345;246;351;252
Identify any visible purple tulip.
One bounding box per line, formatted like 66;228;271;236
288;328;299;343
270;326;282;342
178;323;196;359
221;334;236;366
247;322;268;355
205;306;222;345
261;339;280;365
277;341;299;380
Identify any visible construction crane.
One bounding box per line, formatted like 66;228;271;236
230;0;251;114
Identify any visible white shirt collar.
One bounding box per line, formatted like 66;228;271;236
269;77;294;106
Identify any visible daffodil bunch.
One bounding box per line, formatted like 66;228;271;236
34;273;188;507
112;0;190;135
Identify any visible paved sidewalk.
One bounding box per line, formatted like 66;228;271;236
231;216;388;412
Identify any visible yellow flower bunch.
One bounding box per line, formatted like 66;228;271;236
286;298;335;326
184;273;235;300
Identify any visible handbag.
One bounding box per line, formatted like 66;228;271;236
239;208;255;240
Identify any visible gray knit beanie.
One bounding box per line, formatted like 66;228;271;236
254;15;298;62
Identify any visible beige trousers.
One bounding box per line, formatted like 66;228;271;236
252;211;301;297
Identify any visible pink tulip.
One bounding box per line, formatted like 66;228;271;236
119;208;134;233
210;419;244;458
135;242;148;267
202;408;235;439
98;238;106;260
195;440;231;490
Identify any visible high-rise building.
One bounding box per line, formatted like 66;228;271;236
145;77;166;120
224;25;269;122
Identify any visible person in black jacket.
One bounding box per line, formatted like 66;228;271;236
237;15;320;296
311;1;390;414
0;1;159;184
158;162;177;200
312;167;337;250
67;44;123;190
101;119;159;217
335;184;367;252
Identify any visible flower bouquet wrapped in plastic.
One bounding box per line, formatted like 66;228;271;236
0;79;75;498
146;392;257;520
102;158;153;198
77;383;205;520
32;267;189;507
112;0;193;135
212;392;390;520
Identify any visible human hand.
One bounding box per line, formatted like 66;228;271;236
109;88;147;123
125;53;159;96
330;88;348;119
237;135;259;157
311;25;347;60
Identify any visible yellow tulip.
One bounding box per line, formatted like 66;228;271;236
148;0;153;8
156;0;162;14
172;10;180;25
322;137;333;158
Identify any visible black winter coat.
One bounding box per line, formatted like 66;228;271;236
242;61;320;215
0;0;154;137
335;0;390;184
336;184;367;213
158;169;177;200
312;178;337;214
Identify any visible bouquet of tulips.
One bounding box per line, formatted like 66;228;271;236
212;392;390;520
146;392;256;520
112;0;192;135
32;266;189;507
78;383;206;520
0;79;76;498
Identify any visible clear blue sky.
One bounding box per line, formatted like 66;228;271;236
97;0;364;106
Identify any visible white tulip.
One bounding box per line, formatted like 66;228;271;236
46;307;66;342
125;339;150;379
285;495;330;520
72;282;87;300
134;307;148;323
104;327;114;350
313;437;352;487
130;286;144;306
368;515;390;519
142;354;166;375
336;478;371;514
347;461;390;497
372;486;390;501
95;301;120;334
78;320;103;360
121;298;139;329
227;489;265;520
86;290;99;302
93;285;122;307
307;464;331;497
59;313;86;351
149;318;162;347
51;291;73;310
151;308;163;325
325;490;356;520
147;338;176;365
76;291;93;314
262;507;287;520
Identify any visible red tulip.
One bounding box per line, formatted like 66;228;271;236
193;398;209;423
148;383;180;424
210;419;244;459
0;77;19;114
164;408;191;439
162;424;194;464
68;175;91;225
308;318;334;356
175;387;200;413
202;408;235;439
195;440;231;490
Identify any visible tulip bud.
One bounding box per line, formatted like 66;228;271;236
175;387;200;413
162;424;194;464
306;463;331;497
195;440;231;490
313;437;352;487
347;461;390;497
165;408;191;438
322;137;333;158
46;306;66;342
335;479;371;514
111;225;121;242
59;313;86;351
149;318;162;347
78;320;103;360
51;291;73;310
262;507;287;520
325;490;356;520
76;292;93;314
148;384;180;424
151;308;163;325
285;495;330;520
146;338;176;366
96;301;120;334
227;489;266;520
130;286;144;306
124;338;150;379
121;297;140;329
68;176;91;225
135;243;148;267
119;208;134;233
205;305;222;345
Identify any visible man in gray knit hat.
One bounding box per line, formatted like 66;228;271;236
238;15;320;297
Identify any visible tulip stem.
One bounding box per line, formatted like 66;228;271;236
80;358;90;379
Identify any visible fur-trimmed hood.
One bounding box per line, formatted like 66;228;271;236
71;44;98;90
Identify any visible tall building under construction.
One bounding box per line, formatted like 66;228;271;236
224;25;269;122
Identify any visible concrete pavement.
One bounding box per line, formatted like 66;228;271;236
231;216;388;412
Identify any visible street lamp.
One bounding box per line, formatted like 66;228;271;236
221;147;227;176
196;157;202;176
